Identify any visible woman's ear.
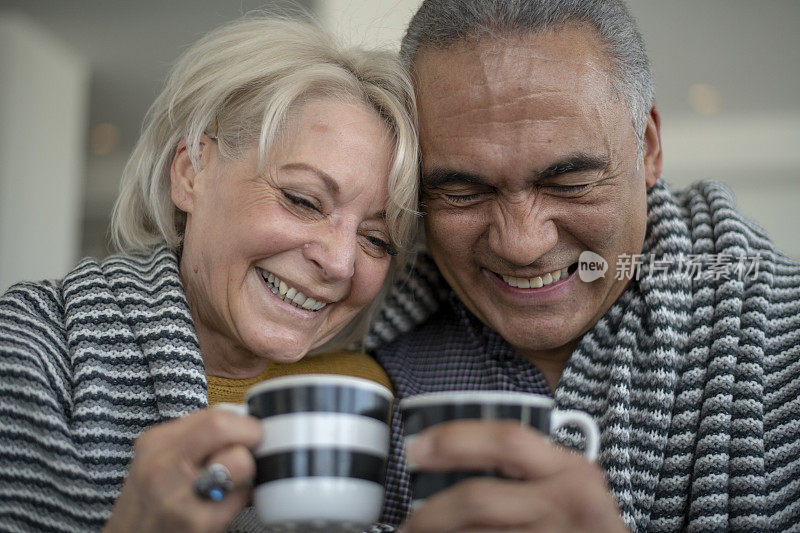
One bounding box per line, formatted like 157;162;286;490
170;136;213;213
643;102;663;188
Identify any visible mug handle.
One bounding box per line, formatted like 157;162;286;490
549;409;600;461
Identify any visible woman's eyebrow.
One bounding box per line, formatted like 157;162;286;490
279;162;340;195
281;162;387;221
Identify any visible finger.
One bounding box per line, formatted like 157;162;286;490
201;444;257;490
185;447;257;531
190;484;252;533
402;477;561;532
178;408;263;463
407;420;571;479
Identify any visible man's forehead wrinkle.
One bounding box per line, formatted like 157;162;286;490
477;26;614;77
426;102;576;134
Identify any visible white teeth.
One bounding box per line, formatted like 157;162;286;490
259;270;328;312
502;266;570;289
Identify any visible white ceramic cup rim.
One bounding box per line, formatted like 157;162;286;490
400;390;554;410
245;373;393;402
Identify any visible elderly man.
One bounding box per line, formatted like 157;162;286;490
368;0;800;531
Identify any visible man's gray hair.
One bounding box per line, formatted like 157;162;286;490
400;0;654;151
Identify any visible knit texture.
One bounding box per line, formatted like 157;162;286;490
206;350;392;405
0;247;391;532
369;180;800;532
2;180;798;532
0;247;207;531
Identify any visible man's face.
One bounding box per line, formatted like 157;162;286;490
414;25;662;359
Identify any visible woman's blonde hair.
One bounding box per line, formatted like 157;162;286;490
111;16;419;351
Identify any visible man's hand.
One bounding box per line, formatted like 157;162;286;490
400;420;627;533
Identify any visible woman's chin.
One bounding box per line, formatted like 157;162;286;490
265;351;308;365
244;337;314;365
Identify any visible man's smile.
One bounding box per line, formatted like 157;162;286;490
493;263;579;289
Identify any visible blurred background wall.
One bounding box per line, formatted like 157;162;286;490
0;0;798;292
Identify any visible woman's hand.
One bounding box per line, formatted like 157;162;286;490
400;420;627;533
104;408;262;533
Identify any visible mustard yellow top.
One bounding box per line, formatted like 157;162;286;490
205;350;392;405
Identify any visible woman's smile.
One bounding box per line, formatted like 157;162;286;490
257;267;331;313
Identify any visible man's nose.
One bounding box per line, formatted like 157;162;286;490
486;199;558;266
303;221;357;281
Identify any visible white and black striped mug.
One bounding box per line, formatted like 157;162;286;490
219;374;393;531
400;391;600;508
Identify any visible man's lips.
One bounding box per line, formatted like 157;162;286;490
491;263;579;289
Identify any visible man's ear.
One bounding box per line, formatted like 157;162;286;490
170;136;212;213
643;102;663;187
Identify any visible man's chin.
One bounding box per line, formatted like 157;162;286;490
479;312;587;358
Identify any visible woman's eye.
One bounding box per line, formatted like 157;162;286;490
364;235;398;257
283;191;320;212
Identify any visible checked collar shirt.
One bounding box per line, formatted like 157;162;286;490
374;292;551;526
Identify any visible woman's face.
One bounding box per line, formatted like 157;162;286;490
172;99;395;375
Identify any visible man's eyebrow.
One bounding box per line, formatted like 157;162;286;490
421;168;489;188
421;154;608;188
535;154;610;181
279;163;339;195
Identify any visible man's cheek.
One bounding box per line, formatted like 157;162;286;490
568;202;623;252
425;211;471;250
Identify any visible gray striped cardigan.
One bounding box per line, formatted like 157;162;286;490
0;246;395;532
1;179;799;531
0;247;209;531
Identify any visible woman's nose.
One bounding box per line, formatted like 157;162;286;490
303;222;357;281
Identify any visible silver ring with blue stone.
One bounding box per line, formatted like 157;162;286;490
193;463;233;502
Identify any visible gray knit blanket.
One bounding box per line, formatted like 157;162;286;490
367;180;800;532
0;247;403;533
1;180;798;531
0;247;208;531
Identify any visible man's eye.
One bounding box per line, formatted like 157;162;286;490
546;184;591;196
283;191;320;212
364;235;398;257
443;192;485;205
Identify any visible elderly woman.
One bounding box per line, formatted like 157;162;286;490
0;17;418;532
